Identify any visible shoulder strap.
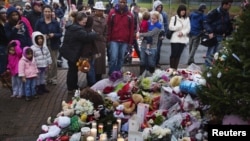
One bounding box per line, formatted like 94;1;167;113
174;16;177;25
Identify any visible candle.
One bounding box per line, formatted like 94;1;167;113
117;118;121;133
98;123;104;134
92;121;97;129
81;127;91;141
112;124;118;139
117;136;125;141
90;128;97;141
86;136;94;141
99;133;108;141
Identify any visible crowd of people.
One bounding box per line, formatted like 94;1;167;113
0;0;239;99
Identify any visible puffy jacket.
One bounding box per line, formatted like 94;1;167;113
18;47;39;78
7;40;22;76
30;31;52;68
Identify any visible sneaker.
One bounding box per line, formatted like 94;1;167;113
10;95;16;98
16;95;22;99
33;95;39;99
25;97;32;101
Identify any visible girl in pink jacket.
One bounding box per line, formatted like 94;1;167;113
6;40;23;98
18;47;39;101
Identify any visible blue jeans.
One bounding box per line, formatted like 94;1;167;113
108;41;128;75
11;75;23;96
140;46;157;69
87;59;96;86
24;78;36;97
205;35;224;67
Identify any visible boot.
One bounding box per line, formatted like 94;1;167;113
36;85;43;95
140;66;146;75
40;84;50;93
149;67;155;74
173;58;180;70
170;58;175;69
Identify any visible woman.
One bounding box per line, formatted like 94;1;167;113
35;5;62;85
169;4;190;70
60;11;97;94
92;1;107;82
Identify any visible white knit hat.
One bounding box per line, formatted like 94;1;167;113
93;1;106;10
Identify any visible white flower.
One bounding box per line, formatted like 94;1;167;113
214;52;219;60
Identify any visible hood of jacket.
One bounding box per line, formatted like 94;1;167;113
22;46;32;58
8;40;21;54
31;31;47;47
153;0;163;11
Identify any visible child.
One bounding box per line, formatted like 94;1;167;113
31;31;52;95
139;11;151;50
6;40;23;98
18;47;39;101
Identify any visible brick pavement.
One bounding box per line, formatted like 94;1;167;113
0;69;72;141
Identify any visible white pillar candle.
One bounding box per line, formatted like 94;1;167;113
99;133;108;141
86;136;94;141
112;124;118;139
117;136;125;141
90;128;97;141
117;118;121;133
91;121;97;129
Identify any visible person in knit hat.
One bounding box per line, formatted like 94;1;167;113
4;6;32;49
23;2;32;16
187;3;207;65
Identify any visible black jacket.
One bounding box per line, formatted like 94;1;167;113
60;24;96;63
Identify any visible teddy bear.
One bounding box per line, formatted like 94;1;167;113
56;100;74;117
37;116;71;141
169;75;183;87
114;94;144;114
76;58;90;73
80;87;104;109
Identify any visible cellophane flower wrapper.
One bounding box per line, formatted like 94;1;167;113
159;86;181;110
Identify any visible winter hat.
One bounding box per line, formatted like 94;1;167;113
6;6;18;17
93;1;106;10
198;3;206;12
25;2;31;8
153;0;162;10
0;6;7;14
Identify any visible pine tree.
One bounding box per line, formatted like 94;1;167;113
198;7;250;120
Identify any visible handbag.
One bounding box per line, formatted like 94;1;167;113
200;34;217;47
166;16;177;39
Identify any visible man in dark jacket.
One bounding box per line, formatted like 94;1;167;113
203;0;233;67
26;1;43;29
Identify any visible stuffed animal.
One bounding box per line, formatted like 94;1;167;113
56;101;74;117
169;75;183;87
113;104;125;118
37;116;71;141
80;87;104;109
76;58;90;73
121;94;144;114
